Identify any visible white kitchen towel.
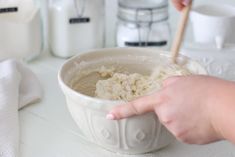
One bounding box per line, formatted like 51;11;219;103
0;59;42;157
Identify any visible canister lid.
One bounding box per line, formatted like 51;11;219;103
119;0;167;9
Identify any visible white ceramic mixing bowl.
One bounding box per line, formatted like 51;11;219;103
58;48;207;154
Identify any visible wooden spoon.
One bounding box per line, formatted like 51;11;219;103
171;1;193;63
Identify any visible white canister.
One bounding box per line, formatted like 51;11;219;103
0;0;42;61
116;0;171;49
49;0;105;58
190;4;235;49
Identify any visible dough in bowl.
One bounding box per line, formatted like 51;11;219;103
95;64;191;101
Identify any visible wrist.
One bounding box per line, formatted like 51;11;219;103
205;88;224;141
206;79;235;142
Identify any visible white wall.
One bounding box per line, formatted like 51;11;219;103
34;0;49;51
105;0;118;47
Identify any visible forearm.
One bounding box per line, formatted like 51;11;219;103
208;80;235;143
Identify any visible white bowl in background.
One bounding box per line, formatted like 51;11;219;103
190;4;235;49
58;48;207;154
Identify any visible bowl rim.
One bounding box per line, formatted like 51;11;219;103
58;47;207;106
191;3;235;19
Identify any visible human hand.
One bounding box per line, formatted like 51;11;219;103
172;0;192;11
106;75;229;144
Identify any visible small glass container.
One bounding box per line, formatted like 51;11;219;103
49;0;105;58
116;0;171;50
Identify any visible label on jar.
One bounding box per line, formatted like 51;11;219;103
0;7;18;13
125;41;167;47
69;17;90;24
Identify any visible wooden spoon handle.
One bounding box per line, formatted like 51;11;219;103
171;1;193;63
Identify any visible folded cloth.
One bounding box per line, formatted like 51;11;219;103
0;59;42;157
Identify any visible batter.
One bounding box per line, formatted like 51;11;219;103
95;65;191;101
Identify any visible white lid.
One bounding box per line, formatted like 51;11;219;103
119;0;167;9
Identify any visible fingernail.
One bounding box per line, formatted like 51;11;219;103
182;0;191;6
106;113;115;120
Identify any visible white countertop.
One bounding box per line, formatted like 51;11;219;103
19;53;235;157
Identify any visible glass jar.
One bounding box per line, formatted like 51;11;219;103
49;0;105;58
0;0;43;61
116;0;171;50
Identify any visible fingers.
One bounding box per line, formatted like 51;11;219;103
107;93;164;120
107;77;182;120
182;0;191;6
172;0;191;11
172;0;185;11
